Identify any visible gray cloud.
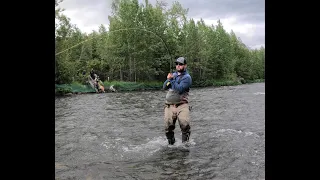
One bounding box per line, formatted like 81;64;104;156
178;0;265;48
237;30;265;48
60;0;112;27
59;0;264;48
184;0;264;22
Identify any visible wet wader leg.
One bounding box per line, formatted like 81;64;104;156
177;104;191;143
164;105;177;145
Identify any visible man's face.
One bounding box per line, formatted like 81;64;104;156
175;62;186;72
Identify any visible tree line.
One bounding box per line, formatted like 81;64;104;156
55;0;265;86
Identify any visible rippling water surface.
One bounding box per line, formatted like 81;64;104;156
55;83;265;180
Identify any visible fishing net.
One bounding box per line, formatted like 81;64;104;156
103;81;162;92
55;83;96;94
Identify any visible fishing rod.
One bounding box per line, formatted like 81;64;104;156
55;27;174;73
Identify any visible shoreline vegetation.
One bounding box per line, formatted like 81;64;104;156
55;78;264;96
55;0;265;96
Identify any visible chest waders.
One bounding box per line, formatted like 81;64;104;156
164;73;192;145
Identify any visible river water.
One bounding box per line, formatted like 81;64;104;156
55;83;265;180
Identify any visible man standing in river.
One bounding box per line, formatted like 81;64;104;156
163;57;192;145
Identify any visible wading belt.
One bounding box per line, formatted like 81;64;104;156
165;103;184;108
165;103;193;111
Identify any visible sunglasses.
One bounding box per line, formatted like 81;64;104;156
175;63;184;66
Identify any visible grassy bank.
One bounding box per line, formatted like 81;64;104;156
55;79;264;96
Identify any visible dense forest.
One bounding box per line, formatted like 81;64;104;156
55;0;264;88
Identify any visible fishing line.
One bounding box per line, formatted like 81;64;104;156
55;27;173;72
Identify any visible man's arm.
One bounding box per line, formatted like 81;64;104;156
163;79;172;90
163;72;177;90
172;75;192;93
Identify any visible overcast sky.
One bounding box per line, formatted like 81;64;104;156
59;0;264;49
